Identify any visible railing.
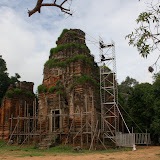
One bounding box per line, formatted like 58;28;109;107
135;133;151;145
115;132;151;147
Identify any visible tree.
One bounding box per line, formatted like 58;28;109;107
119;76;139;96
118;76;139;107
118;77;139;132
119;75;160;144
127;83;154;132
10;73;21;85
0;56;10;105
150;73;160;143
126;2;160;58
28;0;73;17
0;56;21;106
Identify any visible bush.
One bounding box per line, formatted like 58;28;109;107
70;74;97;91
66;55;93;68
25;91;34;98
48;86;57;93
56;90;66;96
48;85;63;93
45;55;93;69
66;30;79;40
45;59;66;69
38;85;47;93
48;81;64;94
6;91;14;98
14;88;22;95
50;43;90;56
56;29;69;43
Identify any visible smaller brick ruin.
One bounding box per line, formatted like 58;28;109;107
0;81;35;141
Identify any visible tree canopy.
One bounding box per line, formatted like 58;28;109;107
119;76;139;95
0;56;21;106
0;56;10;105
126;2;160;58
119;75;160;144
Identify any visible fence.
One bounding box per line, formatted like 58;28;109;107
115;132;151;147
135;133;151;145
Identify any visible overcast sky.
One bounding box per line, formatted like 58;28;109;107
0;0;158;92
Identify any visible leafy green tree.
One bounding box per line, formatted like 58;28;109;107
119;74;160;144
126;2;160;58
118;77;139;132
150;73;160;143
10;73;21;85
0;56;10;105
118;76;139;108
0;56;21;106
127;83;154;132
119;76;139;96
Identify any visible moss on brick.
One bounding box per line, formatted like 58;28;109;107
70;74;97;91
50;43;90;56
45;55;93;69
6;91;14;98
38;85;47;93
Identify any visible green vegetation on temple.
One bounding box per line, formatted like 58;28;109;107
45;54;94;69
48;85;63;93
6;91;14;98
56;29;81;44
38;81;66;96
48;81;65;96
25;91;34;98
50;43;90;57
6;90;34;98
56;28;69;43
14;88;22;95
38;85;47;93
38;74;97;93
70;74;97;91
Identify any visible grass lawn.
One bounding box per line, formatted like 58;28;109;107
0;139;132;158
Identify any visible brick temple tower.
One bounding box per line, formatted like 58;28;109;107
38;29;100;148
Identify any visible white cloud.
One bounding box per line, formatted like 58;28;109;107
0;6;54;91
0;0;159;93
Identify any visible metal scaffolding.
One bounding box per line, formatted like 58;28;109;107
99;38;119;144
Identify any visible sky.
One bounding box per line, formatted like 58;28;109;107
0;0;159;92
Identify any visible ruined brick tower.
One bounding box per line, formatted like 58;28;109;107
38;29;100;148
0;82;35;140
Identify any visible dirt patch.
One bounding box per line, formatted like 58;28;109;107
0;146;160;160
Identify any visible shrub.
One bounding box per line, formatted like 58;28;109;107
49;81;64;94
6;91;14;98
45;59;66;69
48;85;63;93
56;90;66;96
56;29;69;43
14;88;22;95
45;55;93;69
70;74;97;91
66;55;93;68
25;91;34;98
48;86;57;93
38;85;47;93
50;43;90;56
68;31;79;39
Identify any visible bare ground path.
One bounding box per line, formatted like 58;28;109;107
0;146;160;160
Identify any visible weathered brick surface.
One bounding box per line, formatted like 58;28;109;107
38;29;100;145
0;82;35;140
